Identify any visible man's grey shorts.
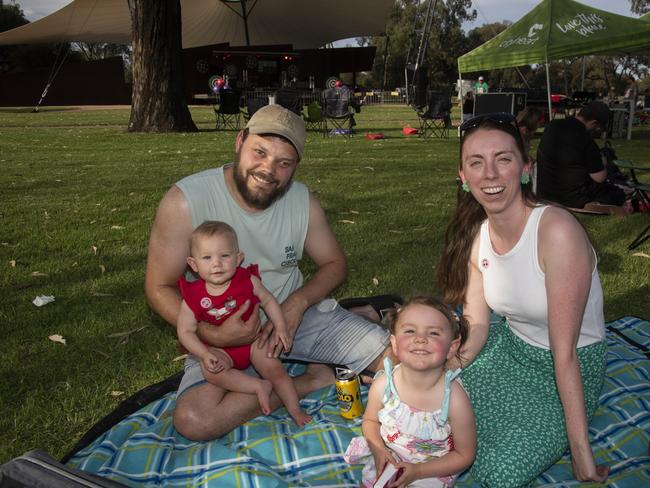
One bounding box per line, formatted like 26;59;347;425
177;299;390;397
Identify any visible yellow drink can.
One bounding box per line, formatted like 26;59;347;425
335;368;364;419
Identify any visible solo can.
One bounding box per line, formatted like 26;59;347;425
335;368;364;419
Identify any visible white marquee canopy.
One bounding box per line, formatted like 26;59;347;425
0;0;394;49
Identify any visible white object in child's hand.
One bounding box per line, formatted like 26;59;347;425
374;464;401;488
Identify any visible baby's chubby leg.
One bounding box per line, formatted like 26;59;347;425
201;347;273;415
251;345;312;427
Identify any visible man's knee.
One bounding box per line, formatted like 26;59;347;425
173;399;211;441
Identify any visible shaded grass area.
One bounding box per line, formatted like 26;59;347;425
1;104;649;462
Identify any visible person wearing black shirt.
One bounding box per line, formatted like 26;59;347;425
536;101;625;208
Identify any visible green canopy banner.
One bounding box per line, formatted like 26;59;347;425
459;0;650;73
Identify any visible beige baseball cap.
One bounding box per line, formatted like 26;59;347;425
245;104;306;159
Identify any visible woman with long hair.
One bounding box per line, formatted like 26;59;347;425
437;113;609;487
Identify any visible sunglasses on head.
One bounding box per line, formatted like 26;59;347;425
459;112;519;138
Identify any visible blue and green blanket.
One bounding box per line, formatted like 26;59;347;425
68;316;650;487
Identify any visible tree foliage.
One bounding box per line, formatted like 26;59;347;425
0;3;77;73
366;0;475;89
629;0;650;15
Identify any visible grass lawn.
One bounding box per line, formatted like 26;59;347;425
1;104;649;463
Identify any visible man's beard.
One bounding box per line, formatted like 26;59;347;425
232;155;292;210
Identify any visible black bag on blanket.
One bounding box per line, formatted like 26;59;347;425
0;450;125;488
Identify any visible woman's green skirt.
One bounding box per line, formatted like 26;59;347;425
460;320;606;488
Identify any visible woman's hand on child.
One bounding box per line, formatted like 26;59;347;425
201;353;225;374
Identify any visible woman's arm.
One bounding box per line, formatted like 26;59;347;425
450;237;491;369
540;208;608;483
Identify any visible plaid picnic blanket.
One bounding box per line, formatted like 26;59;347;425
68;316;650;487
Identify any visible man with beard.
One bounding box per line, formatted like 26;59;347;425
145;105;391;440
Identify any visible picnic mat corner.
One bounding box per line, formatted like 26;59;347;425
67;316;650;487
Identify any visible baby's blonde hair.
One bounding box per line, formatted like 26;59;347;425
190;220;239;254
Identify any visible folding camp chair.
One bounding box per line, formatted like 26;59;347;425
416;90;452;138
214;89;242;130
322;87;354;137
303;100;325;136
244;97;268;122
615;159;650;250
275;87;303;115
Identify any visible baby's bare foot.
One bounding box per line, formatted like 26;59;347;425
256;379;273;415
289;408;312;428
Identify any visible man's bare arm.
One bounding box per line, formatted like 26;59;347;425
145;185;260;345
145;186;194;326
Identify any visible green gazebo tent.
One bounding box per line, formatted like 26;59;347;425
458;0;650;123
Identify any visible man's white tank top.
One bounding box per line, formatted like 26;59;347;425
176;164;309;305
478;205;605;349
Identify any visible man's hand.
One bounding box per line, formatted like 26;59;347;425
258;294;306;357
198;300;261;347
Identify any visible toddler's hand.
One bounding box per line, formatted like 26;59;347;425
370;447;397;483
388;461;420;488
202;352;225;374
275;328;293;353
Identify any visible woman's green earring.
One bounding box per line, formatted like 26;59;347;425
461;181;470;192
520;173;531;185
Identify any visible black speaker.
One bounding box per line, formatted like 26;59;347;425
474;93;527;116
412;67;429;108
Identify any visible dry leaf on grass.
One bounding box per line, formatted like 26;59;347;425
31;271;47;277
110;391;125;397
372;277;380;286
364;166;375;171
349;210;360;214
91;245;98;255
632;252;650;259
48;334;66;345
92;292;113;297
173;354;188;362
111;225;124;230
338;220;355;224
99;265;106;274
9;260;16;268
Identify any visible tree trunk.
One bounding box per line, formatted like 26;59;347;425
128;0;197;132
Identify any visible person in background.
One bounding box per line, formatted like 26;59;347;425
461;91;475;123
536;101;625;209
624;77;639;109
474;76;488;95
